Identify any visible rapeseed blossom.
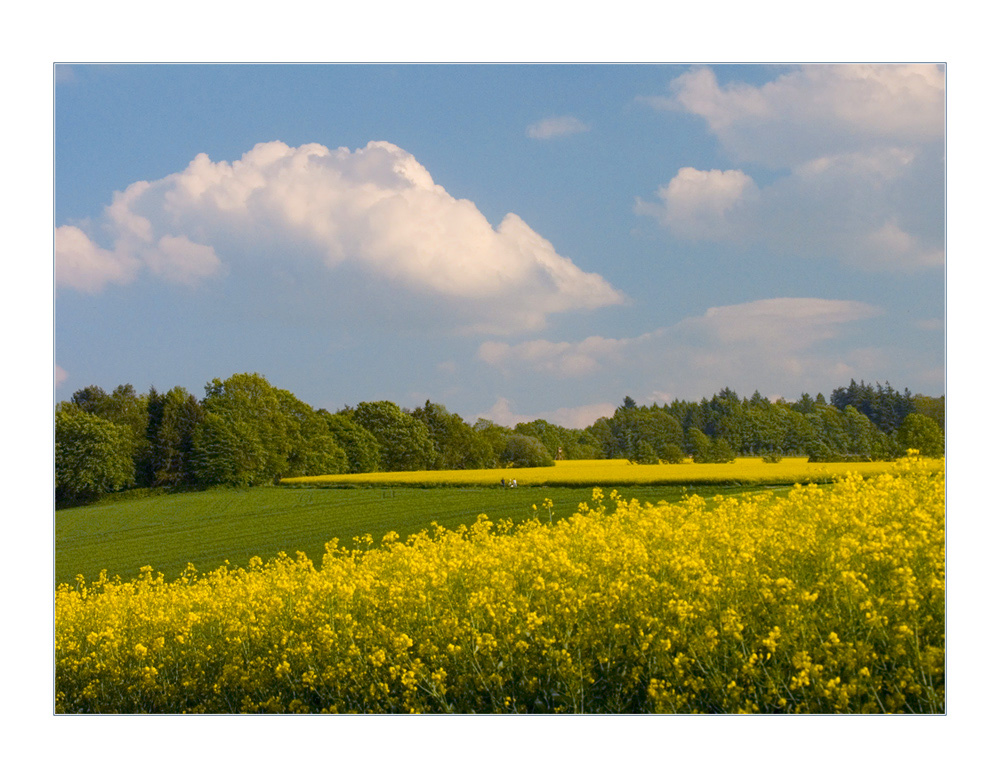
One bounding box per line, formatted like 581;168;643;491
56;457;944;714
280;457;921;488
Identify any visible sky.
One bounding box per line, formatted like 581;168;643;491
54;63;945;428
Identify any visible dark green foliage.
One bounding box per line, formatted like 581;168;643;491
190;412;266;487
912;394;945;430
829;380;916;435
629;440;659;464
513;418;602;460
145;386;205;487
72;383;151;485
353;400;437;472
659;443;687;464
413;401;494;470
192;374;292;485
472;419;513;467
897;413;945;457
54;373;944;498
500;434;555;468
56;406;135;500
706;437;737;464
602;404;683;461
781;409;820;455
322;412;381;474
685;427;711;461
278;390;349;478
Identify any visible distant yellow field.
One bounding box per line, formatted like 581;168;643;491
281;457;933;488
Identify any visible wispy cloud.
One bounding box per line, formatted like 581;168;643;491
479;297;884;398
55;141;624;334
526;115;590;139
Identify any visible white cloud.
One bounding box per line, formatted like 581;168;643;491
637;152;943;269
55;141;624;333
526;115;590;139
55;225;138;293
655;64;944;167
639;65;945;272
143;235;223;286
478;334;632;377
477;397;535;427
479;297;884;398
55;364;68;386
635;167;758;241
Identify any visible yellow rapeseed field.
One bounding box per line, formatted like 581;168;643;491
281;457;916;488
55;456;944;714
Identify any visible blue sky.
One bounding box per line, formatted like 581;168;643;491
54;63;945;427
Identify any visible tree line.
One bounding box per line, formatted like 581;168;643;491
55;373;944;503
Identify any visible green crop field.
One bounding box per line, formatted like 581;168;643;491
55;482;793;586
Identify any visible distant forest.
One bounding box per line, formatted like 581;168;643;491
55;374;945;504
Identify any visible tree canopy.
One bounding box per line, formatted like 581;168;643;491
54;375;944;504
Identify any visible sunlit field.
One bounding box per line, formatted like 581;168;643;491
281;457;919;488
56;457;944;714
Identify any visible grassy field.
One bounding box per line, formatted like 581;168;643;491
56;482;789;586
281;457;910;488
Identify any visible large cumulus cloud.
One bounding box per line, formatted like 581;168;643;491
56;140;624;334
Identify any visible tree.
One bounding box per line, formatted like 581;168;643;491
897;413;945;457
500;434;555;468
781;410;819;456
322;411;381;473
192;373;293;485
55;406;135;500
353;400;437;471
659;443;686;464
473;419;512;468
190;412;266;486
584;417;615;459
707;436;737;463
830;380;915;435
413;401;493;470
278;390;349;478
686;427;711;462
912;394;945;430
72;383;150;485
146;386;205;486
630;440;659;464
606;405;683;461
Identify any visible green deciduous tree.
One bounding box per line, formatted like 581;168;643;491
686;427;710;462
897;413;945;457
707;436;737;463
353;400;437;472
55;406;135;500
191;373;292;485
72;383;150;485
500;434;555;468
278;390;349;478
413;401;494;470
321;411;381;474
